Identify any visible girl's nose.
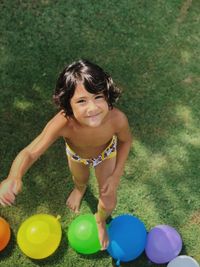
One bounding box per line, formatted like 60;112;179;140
87;100;98;115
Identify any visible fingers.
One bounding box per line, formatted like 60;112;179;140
0;180;18;206
1;190;16;205
101;184;114;196
0;198;6;206
101;183;109;194
0;193;15;206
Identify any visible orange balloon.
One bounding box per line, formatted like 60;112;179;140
0;217;11;251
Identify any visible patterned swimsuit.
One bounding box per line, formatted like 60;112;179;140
65;135;117;167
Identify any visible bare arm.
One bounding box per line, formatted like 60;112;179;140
8;121;60;180
0;112;68;206
100;111;132;195
113;112;132;179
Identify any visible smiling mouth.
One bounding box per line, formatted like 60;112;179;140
86;113;101;118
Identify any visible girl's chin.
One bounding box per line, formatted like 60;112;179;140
85;121;102;127
75;113;107;127
81;118;103;127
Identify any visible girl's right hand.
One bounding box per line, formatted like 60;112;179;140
0;178;22;206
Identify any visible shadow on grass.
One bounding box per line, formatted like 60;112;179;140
78;249;110;261
84;186;99;214
110;252;166;267
0;2;199;266
1;0;199;225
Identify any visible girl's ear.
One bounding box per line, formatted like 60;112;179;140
108;103;113;110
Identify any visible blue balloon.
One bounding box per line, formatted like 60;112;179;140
107;214;147;265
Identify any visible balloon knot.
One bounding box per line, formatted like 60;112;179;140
56;215;61;220
116;259;121;266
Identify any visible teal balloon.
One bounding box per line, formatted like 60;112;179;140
68;214;101;254
107;214;147;264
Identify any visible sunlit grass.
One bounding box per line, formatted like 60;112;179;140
13;98;33;111
0;0;199;266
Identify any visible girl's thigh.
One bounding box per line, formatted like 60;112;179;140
95;157;117;209
95;157;116;189
67;156;90;182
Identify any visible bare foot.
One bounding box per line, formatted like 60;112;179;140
66;186;86;213
96;219;109;250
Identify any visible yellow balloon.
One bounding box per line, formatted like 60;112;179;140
17;214;62;259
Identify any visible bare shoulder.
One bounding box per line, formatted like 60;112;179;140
109;108;132;142
50;111;68;124
110;108;129;127
44;111;70;136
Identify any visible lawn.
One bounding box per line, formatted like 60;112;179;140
0;0;199;266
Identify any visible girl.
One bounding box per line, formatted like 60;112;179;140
0;59;132;250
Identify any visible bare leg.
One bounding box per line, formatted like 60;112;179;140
66;157;90;213
95;156;117;250
95;203;111;250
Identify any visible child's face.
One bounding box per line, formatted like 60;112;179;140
70;83;109;127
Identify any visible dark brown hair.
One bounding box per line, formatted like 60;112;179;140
53;59;121;116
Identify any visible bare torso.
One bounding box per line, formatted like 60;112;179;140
59;108;120;158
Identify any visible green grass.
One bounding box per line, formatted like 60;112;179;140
0;0;199;266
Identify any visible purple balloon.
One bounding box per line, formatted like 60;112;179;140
145;225;182;264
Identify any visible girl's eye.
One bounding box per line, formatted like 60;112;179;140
76;99;86;104
95;95;104;99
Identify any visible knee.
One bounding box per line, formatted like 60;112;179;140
73;173;89;182
100;197;117;212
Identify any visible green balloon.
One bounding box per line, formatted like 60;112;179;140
68;214;101;254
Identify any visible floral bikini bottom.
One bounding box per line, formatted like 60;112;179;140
65;135;117;167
